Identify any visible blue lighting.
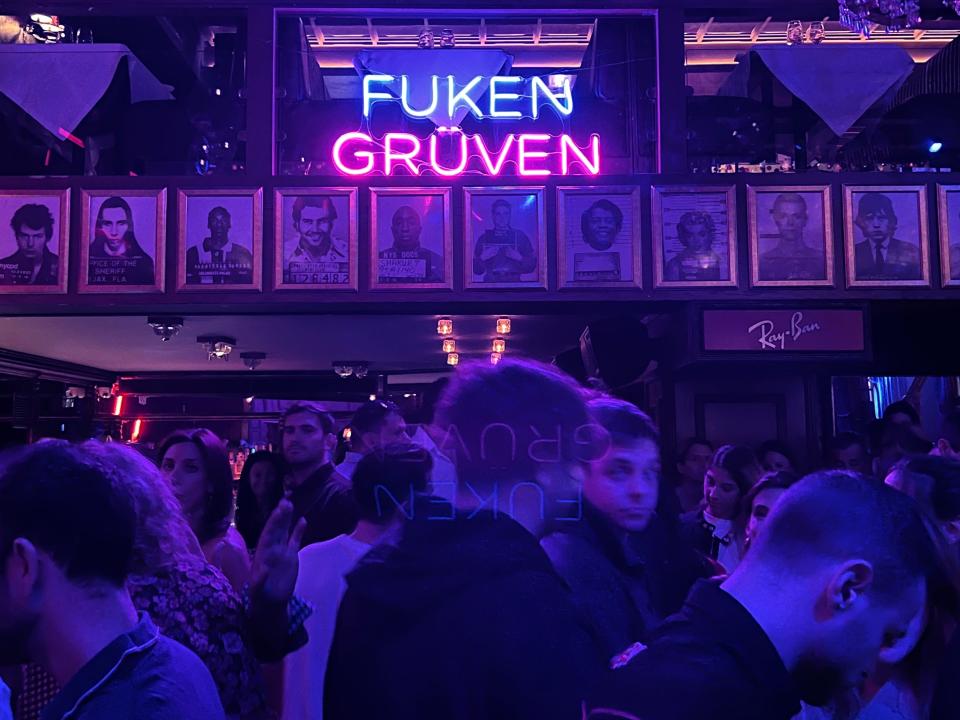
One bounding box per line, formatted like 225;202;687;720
928;141;943;154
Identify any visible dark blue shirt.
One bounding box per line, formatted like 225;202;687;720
40;614;225;720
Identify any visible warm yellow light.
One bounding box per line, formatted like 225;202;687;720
442;338;456;353
492;338;506;353
437;318;453;336
490;352;502;365
496;317;511;335
343;427;353;441
447;352;460;366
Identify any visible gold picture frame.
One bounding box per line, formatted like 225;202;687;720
0;188;70;294
937;184;960;288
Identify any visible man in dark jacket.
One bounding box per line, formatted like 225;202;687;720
586;471;945;720
280;401;357;548
541;397;709;660
324;359;605;720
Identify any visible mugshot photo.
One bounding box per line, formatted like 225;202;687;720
370;188;452;290
275;188;357;291
80;190;165;292
938;185;960;287
177;189;262;291
652;186;737;287
748;186;833;287
557;187;641;288
844;186;929;287
0;190;69;293
465;187;546;289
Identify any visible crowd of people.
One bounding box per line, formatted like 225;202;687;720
1;359;960;720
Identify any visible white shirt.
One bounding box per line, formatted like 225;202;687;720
282;534;372;720
703;510;742;574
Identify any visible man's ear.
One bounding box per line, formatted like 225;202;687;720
878;602;927;667
7;538;41;602
826;560;874;614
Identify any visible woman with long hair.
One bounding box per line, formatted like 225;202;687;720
159;429;250;591
90;196;155;284
679;444;762;573
236;451;286;550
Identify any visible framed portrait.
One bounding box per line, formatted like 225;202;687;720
652;186;738;288
748;185;834;287
938;185;960;287
79;189;166;293
0;189;69;293
177;188;262;291
370;187;453;290
274;188;358;291
556;186;642;289
464;186;547;290
844;186;930;288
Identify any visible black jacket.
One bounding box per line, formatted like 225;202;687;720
0;248;58;285
541;503;710;660
89;237;155;285
930;629;960;720
585;580;801;720
324;509;604;720
288;464;357;548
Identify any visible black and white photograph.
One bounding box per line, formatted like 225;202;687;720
465;187;546;289
177;189;262;291
370;187;452;290
80;190;165;293
844;186;929;287
0;189;69;293
275;188;357;291
557;186;642;288
938;184;960;287
748;186;833;287
652;186;737;288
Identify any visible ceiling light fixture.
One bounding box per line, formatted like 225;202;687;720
447;352;460;366
332;361;369;379
496;317;511;335
240;351;266;370
437;318;454;336
492;337;506;354
490;352;502;365
147;316;184;342
197;335;236;361
442;338;456;353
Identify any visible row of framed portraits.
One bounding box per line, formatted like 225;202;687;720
2;184;959;293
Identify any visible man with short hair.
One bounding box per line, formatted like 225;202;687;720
853;193;921;281
473;199;537;283
0;204;58;285
281;401;357;547
758;193;825;281
377;206;444;284
325;359;604;720
185;206;254;285
586;471;943;720
285;196;349;284
827;432;869;474
0;442;224;719
334;400;408;483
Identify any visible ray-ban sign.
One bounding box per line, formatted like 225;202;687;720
702;309;865;352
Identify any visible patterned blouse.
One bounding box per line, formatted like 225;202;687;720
16;560;268;720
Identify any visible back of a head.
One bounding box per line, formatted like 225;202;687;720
433;358;591;490
749;470;943;601
352;443;433;524
349;400;400;437
0;441;136;587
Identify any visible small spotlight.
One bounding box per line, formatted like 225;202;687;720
492;338;506;354
442;338;456;353
496;317;511;335
929;141;943;154
437;318;453;336
369;394;377;401
490;352;502;365
244;396;255;404
447;352;459;366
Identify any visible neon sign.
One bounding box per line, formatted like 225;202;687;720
333;73;600;177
